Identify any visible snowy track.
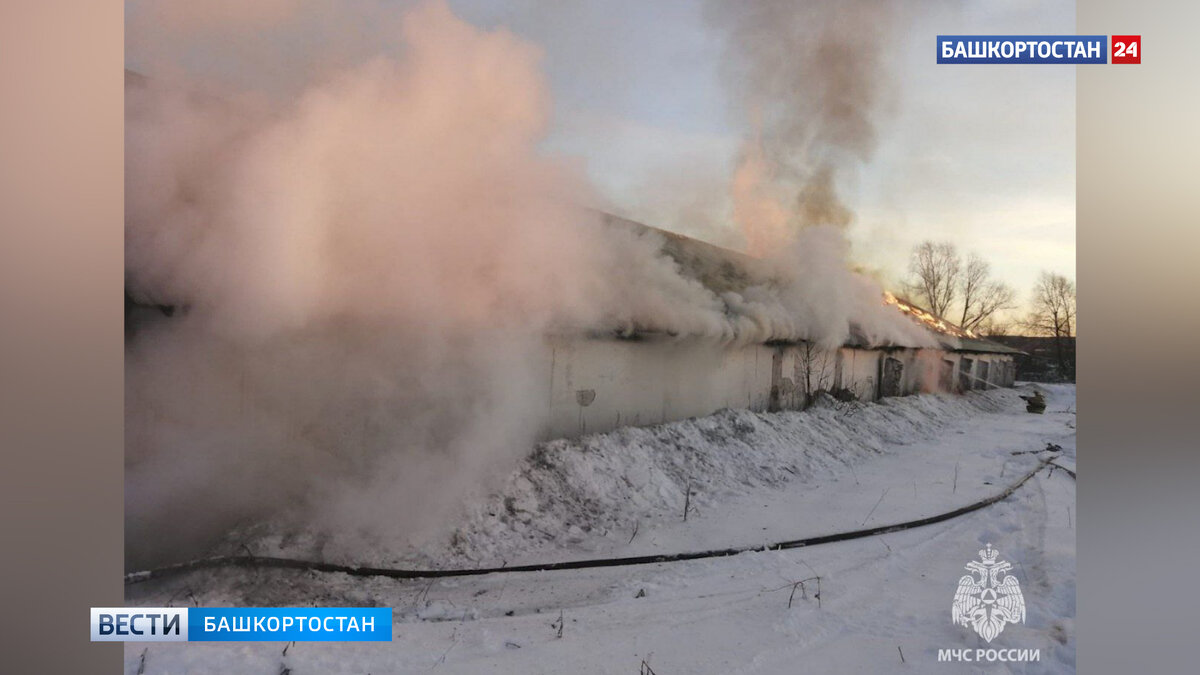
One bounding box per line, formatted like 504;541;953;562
126;384;1075;673
126;457;1051;586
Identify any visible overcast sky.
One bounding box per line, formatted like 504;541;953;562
127;0;1076;315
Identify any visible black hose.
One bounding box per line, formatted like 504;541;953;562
1047;460;1076;479
126;457;1055;585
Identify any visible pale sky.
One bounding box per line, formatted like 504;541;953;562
127;0;1077;317
451;0;1077;315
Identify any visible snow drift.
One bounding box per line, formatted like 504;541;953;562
222;388;1018;569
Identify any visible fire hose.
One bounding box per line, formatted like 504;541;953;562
127;456;1063;585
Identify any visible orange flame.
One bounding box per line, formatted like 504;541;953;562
882;291;977;339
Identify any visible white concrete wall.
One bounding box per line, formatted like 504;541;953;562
838;348;881;401
540;337;776;440
539;337;1015;441
948;352;1015;392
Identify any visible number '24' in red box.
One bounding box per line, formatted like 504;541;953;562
1112;35;1140;64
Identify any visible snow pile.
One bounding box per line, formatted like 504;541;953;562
240;388;1020;568
442;390;1014;564
127;385;1073;674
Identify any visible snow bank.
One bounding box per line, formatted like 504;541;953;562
443;390;1015;563
127;385;1074;674
235;388;1019;569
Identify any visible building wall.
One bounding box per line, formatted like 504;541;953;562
540;337;1015;441
952;352;1015;391
541;338;776;440
838;348;881;401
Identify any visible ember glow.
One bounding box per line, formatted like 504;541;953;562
883;291;978;339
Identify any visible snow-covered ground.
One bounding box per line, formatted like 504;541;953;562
126;383;1076;673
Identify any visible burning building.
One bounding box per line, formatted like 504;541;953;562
536;214;1019;440
123;36;1020;563
125;209;1019;446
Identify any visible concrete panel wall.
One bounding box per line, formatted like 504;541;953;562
540;337;1014;441
952;353;1014;391
776;344;841;410
541;338;776;440
838;348;881;401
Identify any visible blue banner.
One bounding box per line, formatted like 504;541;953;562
937;35;1107;64
189;607;392;642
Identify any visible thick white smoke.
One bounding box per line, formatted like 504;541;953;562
704;0;927;347
126;0;931;568
126;0;611;566
709;0;893;248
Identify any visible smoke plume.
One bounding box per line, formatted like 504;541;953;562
125;0;930;568
707;0;892;251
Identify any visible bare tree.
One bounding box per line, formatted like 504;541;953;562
959;253;1016;332
1024;271;1076;375
797;341;835;406
906;241;960;318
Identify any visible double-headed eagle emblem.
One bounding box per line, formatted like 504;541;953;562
951;544;1026;642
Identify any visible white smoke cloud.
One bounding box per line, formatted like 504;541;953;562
125;0;932;568
700;0;931;348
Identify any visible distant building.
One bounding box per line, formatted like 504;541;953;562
987;335;1075;383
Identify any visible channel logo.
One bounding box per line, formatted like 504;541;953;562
90;607;392;642
91;608;188;642
937;35;1113;64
